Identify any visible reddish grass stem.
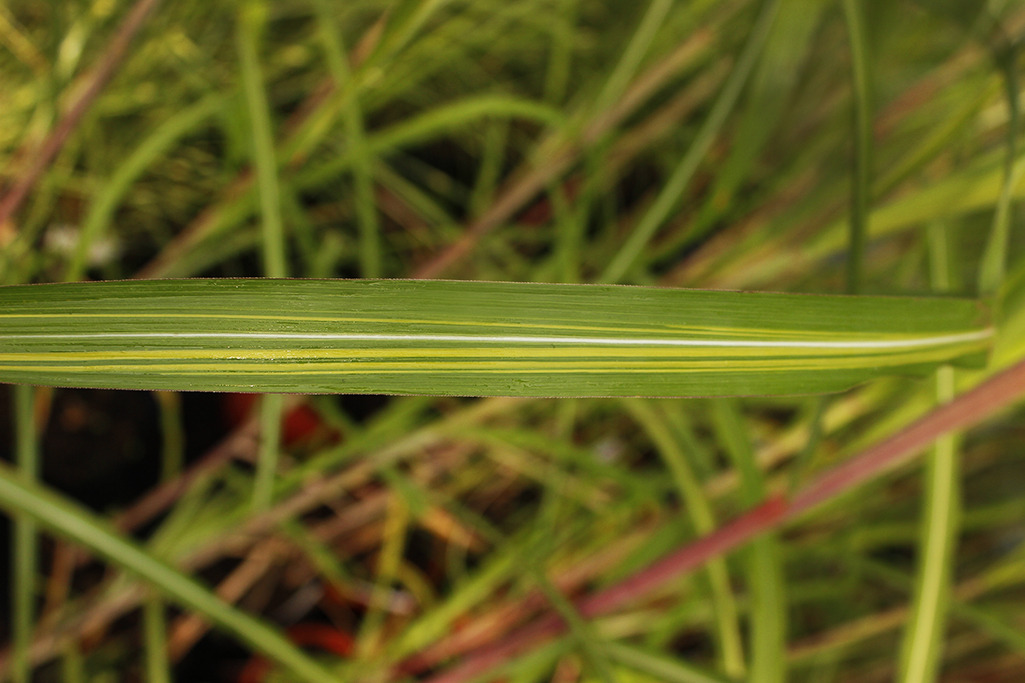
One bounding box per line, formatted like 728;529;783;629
0;0;163;236
417;358;1025;683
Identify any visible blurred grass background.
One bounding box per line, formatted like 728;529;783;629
1;0;1025;681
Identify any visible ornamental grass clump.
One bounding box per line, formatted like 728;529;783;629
1;1;1025;683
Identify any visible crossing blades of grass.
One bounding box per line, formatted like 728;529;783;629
0;461;341;683
623;398;745;679
897;220;961;683
712;398;786;683
599;0;779;284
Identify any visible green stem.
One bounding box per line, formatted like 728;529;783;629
144;594;172;683
531;554;618;683
238;1;287;513
68;95;223;282
599;0;779;284
12;384;38;683
351;492;408;669
623;399;745;680
842;0;872;294
712;399;786;683
252;393;283;512
0;462;341;683
60;641;85;683
237;1;287;279
313;0;381;277
528;402;618;683
898;221;960;683
605;642;732;683
788;396;829;493
594;0;675;114
543;0;578;104
154;391;184;483
897;365;959;683
979;44;1019;295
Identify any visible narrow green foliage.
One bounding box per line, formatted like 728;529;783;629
296;95;565;190
469;119;509;220
2;3;1025;681
0;462;341;683
237;1;288;279
12;384;37;683
897;365;959;683
898;222;961;683
352;492;408;664
860;558;1025;668
594;0;678;115
68;95;224;282
711;399;786;683
388;542;525;662
605;642;733;683
143;595;171;683
842;0;872;294
543;0;578;103
600;0;780;284
154;390;184;483
979;44;1020;295
623;399;745;679
252;393;283;512
313;0;381;278
60;642;85;683
534;572;620;683
238;0;289;515
0;279;991;396
690;0;825;243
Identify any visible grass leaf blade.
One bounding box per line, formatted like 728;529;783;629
0;279;991;396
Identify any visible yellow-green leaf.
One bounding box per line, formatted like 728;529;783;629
0;279;991;396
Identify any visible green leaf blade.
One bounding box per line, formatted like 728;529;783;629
0;279;991;396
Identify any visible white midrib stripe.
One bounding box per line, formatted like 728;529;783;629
0;328;994;350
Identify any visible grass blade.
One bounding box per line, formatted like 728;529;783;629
143;595;171;683
313;0;381;278
897;366;959;683
251;393;282;512
623;398;745;679
237;1;289;512
842;0;872;293
0;462;341;682
599;0;779;284
0;279;991;396
11;384;37;683
712;399;786;683
898;221;961;683
237;1;287;279
593;0;678;115
605;641;732;683
422;356;1025;683
979;44;1020;295
68;95;224;282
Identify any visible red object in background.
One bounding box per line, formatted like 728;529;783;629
224;395;348;681
236;624;354;683
222;394;336;448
